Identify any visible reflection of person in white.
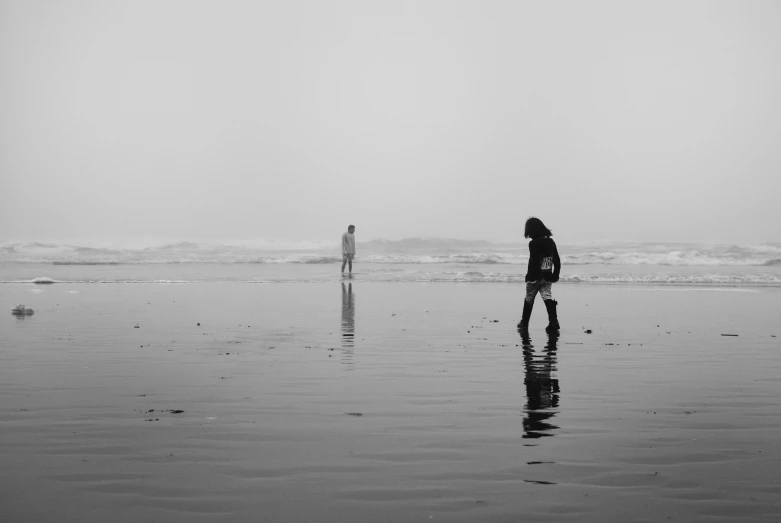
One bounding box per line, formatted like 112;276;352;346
341;225;356;274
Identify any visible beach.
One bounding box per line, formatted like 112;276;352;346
2;278;780;522
4;0;781;518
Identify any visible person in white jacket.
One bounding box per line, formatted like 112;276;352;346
341;225;356;274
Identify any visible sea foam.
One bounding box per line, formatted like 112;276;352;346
2;239;781;267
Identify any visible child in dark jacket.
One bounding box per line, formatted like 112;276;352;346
518;217;561;332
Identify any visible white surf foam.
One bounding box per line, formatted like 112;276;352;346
2;239;781;267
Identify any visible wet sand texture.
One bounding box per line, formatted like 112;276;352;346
2;282;780;522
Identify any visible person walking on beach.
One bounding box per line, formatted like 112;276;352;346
518;217;561;332
341;225;356;274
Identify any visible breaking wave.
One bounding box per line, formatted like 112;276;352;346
1;238;781;267
3;272;779;286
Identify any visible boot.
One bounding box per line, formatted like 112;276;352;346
544;299;559;332
517;300;534;330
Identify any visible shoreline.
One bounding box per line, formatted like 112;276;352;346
2;260;781;288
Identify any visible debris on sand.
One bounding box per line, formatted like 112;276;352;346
31;277;56;284
11;304;34;315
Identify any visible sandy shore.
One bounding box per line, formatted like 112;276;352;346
2;281;780;522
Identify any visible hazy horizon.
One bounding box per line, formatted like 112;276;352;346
2;1;780;245
2;235;780;251
2;234;780;247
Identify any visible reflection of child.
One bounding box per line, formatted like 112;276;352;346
518;217;561;331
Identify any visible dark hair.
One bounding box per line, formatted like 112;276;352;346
524;217;552;239
348;224;355;229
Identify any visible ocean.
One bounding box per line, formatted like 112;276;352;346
2;238;780;286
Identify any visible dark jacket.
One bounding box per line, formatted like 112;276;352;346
525;237;561;283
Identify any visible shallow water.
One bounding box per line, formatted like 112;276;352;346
2;260;781;286
1;282;780;522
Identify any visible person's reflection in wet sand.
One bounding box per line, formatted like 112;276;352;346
520;329;560;439
340;282;355;369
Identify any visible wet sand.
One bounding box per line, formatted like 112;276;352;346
2;282;780;522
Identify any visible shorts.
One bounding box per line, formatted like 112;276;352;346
343;253;355;261
525;280;552;302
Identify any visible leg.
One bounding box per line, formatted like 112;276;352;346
341;255;347;273
541;283;559;331
539;282;552;302
348;257;353;273
518;282;538;330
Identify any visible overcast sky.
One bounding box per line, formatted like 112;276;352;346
2;0;780;245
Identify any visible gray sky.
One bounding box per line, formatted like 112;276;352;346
2;0;780;245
